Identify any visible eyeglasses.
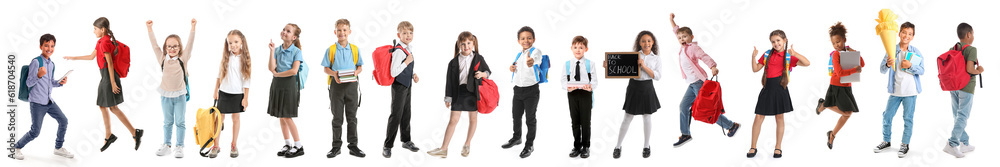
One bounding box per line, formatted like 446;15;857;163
167;45;180;49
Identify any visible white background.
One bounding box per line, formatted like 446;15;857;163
1;0;995;167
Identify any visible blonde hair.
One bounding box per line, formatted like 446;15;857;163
287;23;302;49
397;21;413;32
220;29;251;81
336;19;351;28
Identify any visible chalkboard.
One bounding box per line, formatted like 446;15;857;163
605;52;640;78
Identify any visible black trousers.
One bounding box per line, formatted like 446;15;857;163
511;84;539;146
330;82;360;148
384;83;412;148
568;89;593;149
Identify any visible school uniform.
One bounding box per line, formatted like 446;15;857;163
510;47;543;147
95;35;124;107
322;42;364;148
15;55;68;149
823;49;865;112
444;52;491;112
218;53;251;114
148;30;195;147
384;42;415;148
560;57;598;150
755;50;799;115
267;45;304;118
622;51;662;115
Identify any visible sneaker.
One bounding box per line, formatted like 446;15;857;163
174;146;184;158
208;147;220;158
961;144;975;153
53;147;74;158
726;123;741;137
156;144;172;156
897;144;909;158
230;146;239;158
673;135;692;148
943;144;964;158
14;148;24;160
460;145;470;157
873;142;890;153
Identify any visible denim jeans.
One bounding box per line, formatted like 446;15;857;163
15;101;68;149
882;95;916;144
679;80;733;135
948;91;974;147
162;96;187;146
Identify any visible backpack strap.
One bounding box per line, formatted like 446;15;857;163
160;57;190;101
585;59;592;81
328;43;360;85
512;47;536;81
828;51;835;76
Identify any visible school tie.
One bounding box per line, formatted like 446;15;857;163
574;61;581;81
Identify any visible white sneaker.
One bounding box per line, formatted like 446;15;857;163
961;144;975;153
174;146;184;158
156;144;171;156
14;148;24;160
54;148;74;158
943;144;965;158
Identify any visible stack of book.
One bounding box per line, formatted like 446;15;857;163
339;70;357;83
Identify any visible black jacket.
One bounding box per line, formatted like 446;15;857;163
445;52;491;101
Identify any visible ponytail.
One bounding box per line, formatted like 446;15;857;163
93;17;118;56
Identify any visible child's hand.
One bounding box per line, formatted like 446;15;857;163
977;65;985;73
191;18;197;27
670;13;675;21
638;58;646;68
213;91;219;100
38;67;47;77
509;65;516;72
711;66;719;76
526;57;535;65
854;66;863;72
145;20;153;31
788;44;797;55
413;74;419;83
268;39;276;51
603;60;608;68
445;101;451;108
59;77;67;85
242;98;249;110
354;69;362;76
475;71;488;79
901;60;911;69
583;84;592;91
333;74;342;84
752;46;759;58
404;54;414;64
112;84;121;94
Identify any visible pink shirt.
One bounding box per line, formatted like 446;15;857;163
673;26;717;83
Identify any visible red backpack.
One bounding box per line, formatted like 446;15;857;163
111;40;131;78
691;76;725;124
372;40;409;86
475;61;499;114
937;44;971;91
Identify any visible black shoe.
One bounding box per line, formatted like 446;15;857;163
873;142;891;153
348;146;366;158
642;147;651;158
816;98;825;115
501;139;522;149
827;131;835;149
519;146;533;158
284;146;304;158
134;129;144;150
726;123;741;137
327;147;341;158
569;148;581;158
100;134;117;152
898;144;909;158
746;148;757;158
612;148;621;159
580;147;590;159
401;141;420;152
773;149;783;158
382;147;391;158
278;145;290;156
673;135;692;148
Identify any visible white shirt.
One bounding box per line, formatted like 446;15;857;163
891;52;918;97
390;41;412;77
220;53;251;94
458;53;474;85
561;57;599;90
512;47;543;87
678;48;700;83
635;51;662;81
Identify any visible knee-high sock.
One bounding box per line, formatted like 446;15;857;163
616;114;635;148
643;114;652;148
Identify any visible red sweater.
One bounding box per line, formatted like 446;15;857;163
829;51;865;87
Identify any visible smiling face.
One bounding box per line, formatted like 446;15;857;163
571;43;587;59
518;31;535;50
899;27;914;46
227;34;243;55
398;29;413;45
165;37;181;57
639;34;654;54
281;25;297;43
770;35;786;52
40;40;55;57
676;32;693;45
830;35;846;51
335;24;351;42
460;39;475;56
93;26;105;38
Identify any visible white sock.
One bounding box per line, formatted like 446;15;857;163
295;141;302;148
616;114;635;148
286;139;293;146
643;114;652;148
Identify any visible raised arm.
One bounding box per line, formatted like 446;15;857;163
182;18;197;62
146;20;164;64
789;45;810;67
751;46;764;72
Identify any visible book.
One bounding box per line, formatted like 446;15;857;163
839;51;861;83
338;70;357;83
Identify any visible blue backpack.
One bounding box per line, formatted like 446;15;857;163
18;56;48;102
161;58;190;101
512;47;551;83
565;59;592;81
